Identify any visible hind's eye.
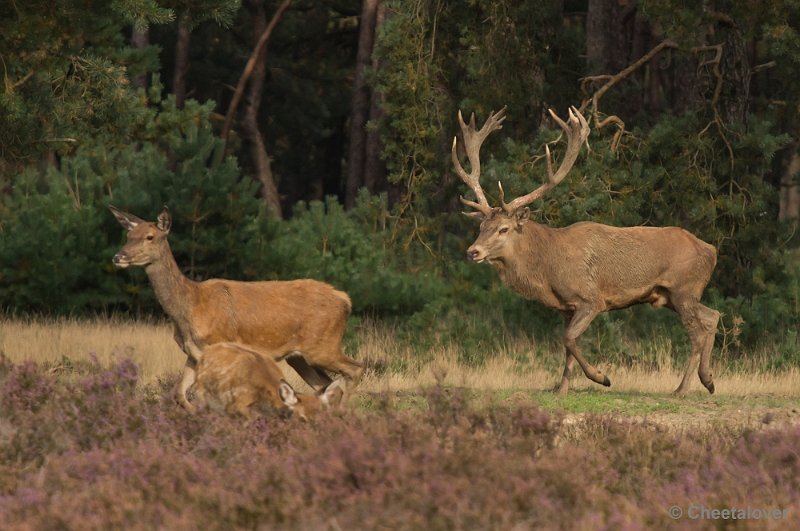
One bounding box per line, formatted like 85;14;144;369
499;227;509;235
146;235;154;241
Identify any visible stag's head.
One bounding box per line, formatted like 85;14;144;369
109;205;172;268
451;106;589;264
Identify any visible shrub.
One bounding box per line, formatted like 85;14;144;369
1;358;799;529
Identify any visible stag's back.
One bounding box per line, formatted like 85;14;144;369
520;222;717;310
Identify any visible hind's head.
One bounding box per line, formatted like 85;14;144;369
109;205;172;269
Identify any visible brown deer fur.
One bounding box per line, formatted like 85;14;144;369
110;206;363;411
195;342;345;420
453;107;719;395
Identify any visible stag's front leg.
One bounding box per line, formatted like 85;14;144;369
555;351;577;395
555;312;577;395
564;304;611;389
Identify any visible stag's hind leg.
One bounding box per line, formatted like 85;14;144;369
673;298;719;395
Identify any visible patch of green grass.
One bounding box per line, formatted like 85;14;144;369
528;389;800;417
531;389;683;415
353;385;800;422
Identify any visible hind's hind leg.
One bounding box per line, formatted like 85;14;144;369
286;353;333;391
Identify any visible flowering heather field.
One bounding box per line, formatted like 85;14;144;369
0;355;798;530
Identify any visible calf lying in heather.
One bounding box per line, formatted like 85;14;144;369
194;343;346;421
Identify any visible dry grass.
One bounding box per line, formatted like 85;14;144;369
0;317;183;383
1;316;798;397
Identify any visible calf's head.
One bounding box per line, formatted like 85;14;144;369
278;378;346;422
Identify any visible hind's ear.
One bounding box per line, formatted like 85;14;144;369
278;380;298;407
109;205;144;231
156;205;171;233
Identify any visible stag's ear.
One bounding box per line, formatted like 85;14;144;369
278;380;299;407
109;205;145;231
514;207;530;227
462;211;485;223
156;205;172;233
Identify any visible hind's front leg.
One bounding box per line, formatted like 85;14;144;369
175;357;198;413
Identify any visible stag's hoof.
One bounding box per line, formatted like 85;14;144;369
705;381;715;395
601;375;611;387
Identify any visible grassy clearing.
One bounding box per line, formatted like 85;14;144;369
2;316;798;426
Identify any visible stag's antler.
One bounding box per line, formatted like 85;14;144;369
451;107;508;216
500;106;589;213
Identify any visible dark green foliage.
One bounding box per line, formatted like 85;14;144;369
0;88;267;314
254;194;446;315
1;0;799;361
0;0;155;170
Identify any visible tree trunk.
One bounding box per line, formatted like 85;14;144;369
363;2;386;196
345;0;379;209
173;13;190;109
241;0;282;218
585;0;626;75
779;140;800;221
717;24;749;125
131;26;149;89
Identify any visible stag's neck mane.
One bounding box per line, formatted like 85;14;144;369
491;222;559;305
144;243;197;322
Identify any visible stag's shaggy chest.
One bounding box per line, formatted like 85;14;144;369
494;259;570;311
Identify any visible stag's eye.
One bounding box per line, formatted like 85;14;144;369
498;227;509;235
146;234;154;241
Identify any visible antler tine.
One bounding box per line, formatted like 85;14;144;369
502;106;590;213
452;106;508;216
498;181;509;211
452;136;491;215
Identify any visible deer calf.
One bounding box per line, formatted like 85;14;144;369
195;342;345;420
452;106;719;395
110;205;363;412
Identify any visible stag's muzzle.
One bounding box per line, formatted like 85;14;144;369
467;247;486;263
112;252;130;268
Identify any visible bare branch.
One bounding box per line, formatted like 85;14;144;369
579;39;678;153
218;0;292;158
502;107;590;213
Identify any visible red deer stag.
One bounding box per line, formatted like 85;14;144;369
195;342;345;420
110;206;363;411
451;106;719;395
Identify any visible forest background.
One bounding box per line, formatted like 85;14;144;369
1;0;799;369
